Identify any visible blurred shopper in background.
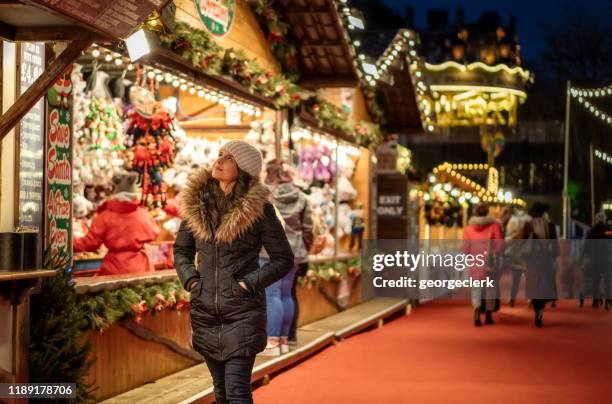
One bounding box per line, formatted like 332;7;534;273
261;160;314;355
505;206;531;307
583;212;611;310
464;204;504;326
520;202;560;327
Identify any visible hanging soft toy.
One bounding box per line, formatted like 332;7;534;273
312;146;336;184
299;146;316;185
349;203;365;251
124;81;176;208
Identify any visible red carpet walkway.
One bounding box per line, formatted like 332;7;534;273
254;300;612;404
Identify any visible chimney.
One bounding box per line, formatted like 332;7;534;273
405;5;414;28
509;15;517;36
456;7;465;26
428;10;449;30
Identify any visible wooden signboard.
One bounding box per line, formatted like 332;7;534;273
44;69;73;256
17;43;46;231
26;0;167;39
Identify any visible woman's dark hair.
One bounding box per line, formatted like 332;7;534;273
473;203;490;217
206;168;253;227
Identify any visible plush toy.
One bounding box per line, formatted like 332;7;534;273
349;204;365;251
72;195;94;238
337;202;353;238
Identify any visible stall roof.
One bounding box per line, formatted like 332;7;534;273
375;30;423;135
0;0;172;42
273;0;360;88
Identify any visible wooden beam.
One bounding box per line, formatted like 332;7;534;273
0;21;16;41
0;40;91;141
299;74;359;89
14;26;110;42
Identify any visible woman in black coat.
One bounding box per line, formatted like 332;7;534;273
174;140;294;404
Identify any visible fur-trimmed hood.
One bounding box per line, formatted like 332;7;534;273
179;168;271;244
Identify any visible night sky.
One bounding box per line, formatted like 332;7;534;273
381;0;610;64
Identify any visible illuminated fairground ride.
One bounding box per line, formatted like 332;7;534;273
419;61;531;129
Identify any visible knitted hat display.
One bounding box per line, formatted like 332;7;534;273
221;140;263;178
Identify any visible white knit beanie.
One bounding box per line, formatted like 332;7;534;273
222;140;263;178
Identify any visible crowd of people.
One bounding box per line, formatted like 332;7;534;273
464;202;611;328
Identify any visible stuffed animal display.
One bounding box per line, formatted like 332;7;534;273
245;120;275;161
124;86;177;208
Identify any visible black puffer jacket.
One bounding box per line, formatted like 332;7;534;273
174;168;294;361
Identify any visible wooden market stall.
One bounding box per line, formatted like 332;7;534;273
0;1;172;393
1;1;386;401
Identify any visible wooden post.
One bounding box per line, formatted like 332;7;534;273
0;40;91;141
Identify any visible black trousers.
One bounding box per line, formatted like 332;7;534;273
204;355;256;404
532;299;547;312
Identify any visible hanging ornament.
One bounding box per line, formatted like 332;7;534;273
480;131;505;158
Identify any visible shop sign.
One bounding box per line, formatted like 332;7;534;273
45;68;73;256
17;42;45;231
196;0;235;37
377;194;406;218
28;0;165;39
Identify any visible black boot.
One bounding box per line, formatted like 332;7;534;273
593;299;600;309
509;298;515;307
579;298;584;308
474;309;482;327
485;311;494;325
605;300;610;311
535;310;543;328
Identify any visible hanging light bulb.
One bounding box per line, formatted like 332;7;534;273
91;49;101;58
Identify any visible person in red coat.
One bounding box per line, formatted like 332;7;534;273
463;203;504;326
74;172;160;276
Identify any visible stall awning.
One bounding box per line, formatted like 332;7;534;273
0;0;172;42
274;0;360;88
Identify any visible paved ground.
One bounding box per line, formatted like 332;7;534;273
254;300;612;404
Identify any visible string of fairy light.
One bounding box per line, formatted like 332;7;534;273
570;85;612;126
374;29;435;131
422;162;527;206
87;44;263;117
594;149;612;165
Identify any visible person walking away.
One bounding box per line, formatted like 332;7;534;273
464;204;504;326
74;171;160;275
520;202;560;327
174;141;294;404
584;212;611;310
260;160;314;355
505;207;531;307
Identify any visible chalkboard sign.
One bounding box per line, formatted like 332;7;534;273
27;0;166;39
18;42;45;231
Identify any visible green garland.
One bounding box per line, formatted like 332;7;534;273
298;257;362;287
305;97;382;148
159;23;383;148
77;280;191;332
160;22;307;109
250;0;301;82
